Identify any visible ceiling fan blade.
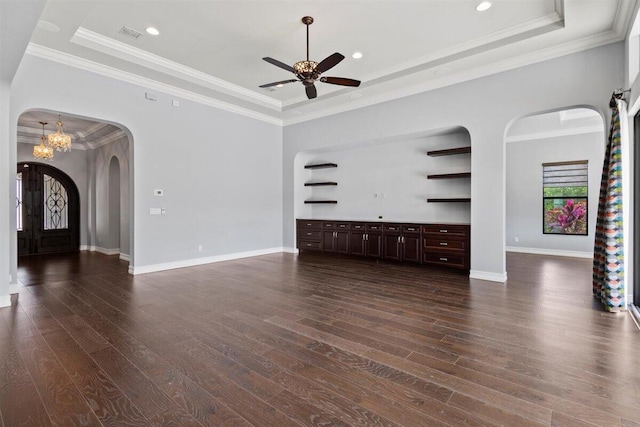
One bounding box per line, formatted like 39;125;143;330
259;79;299;88
320;77;361;87
305;84;317;99
316;52;345;74
262;57;295;73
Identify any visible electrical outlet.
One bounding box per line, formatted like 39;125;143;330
514;237;519;243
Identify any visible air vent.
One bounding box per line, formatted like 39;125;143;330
119;26;142;40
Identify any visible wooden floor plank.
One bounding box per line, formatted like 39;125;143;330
0;250;636;426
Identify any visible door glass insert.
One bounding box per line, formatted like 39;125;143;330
16;172;23;231
43;173;69;230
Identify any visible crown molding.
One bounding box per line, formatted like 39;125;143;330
26;43;283;126
71;27;281;111
283;28;626;126
505;125;604;143
86;129;127;149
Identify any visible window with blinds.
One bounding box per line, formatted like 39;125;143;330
542;160;588;235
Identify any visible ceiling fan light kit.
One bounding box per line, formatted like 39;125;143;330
260;16;361;100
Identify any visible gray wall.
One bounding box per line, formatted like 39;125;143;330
92;134;131;256
505;132;604;255
283;43;623;281
298;130;470;224
11;54;284;271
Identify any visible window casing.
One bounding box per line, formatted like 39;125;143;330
542;160;588;235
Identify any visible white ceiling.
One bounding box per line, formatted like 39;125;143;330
18;110;123;150
27;0;637;124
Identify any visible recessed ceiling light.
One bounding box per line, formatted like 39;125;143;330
146;27;160;35
476;1;492;11
352;52;363;59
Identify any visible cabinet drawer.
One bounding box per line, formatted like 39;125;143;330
366;223;383;231
298;220;322;229
351;223;365;230
299;230;322;240
298;240;322;250
424;238;467;251
384;224;402;232
422;224;469;237
423;252;467;268
402;225;421;234
323;222;336;229
336;222;351;230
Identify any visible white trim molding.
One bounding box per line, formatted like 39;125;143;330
505;125;604;143
9;284;20;295
0;295;11;308
283;247;299;254
469;270;508;283
506;246;592;259
81;245;121;256
26;43;283;126
119;253;130;262
129;247;285;275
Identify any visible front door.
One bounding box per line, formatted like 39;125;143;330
17;162;80;255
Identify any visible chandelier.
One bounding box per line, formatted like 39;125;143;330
47;115;71;151
33;121;54;160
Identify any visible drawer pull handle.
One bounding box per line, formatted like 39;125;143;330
440;229;448;233
440;257;448;261
307;232;312;235
306;223;312;226
408;228;416;231
306;243;312;247
440;242;448;246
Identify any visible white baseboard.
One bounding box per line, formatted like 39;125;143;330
81;246;121;256
0;294;11;308
119;253;130;262
506;246;592;259
283;247;299;254
469;270;508;283
9;284;19;295
129;247;285;275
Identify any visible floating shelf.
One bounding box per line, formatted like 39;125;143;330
427;198;471;203
427;172;471;180
304;200;338;204
304;182;338;187
305;163;338;169
427;147;471;157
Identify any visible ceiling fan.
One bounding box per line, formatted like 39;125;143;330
259;16;361;99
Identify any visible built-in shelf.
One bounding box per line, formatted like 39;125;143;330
427;172;471;180
427;147;471;157
305;163;338;169
304;200;338;204
427;198;471;203
304;182;338;187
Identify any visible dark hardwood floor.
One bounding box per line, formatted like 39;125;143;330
2;251;639;426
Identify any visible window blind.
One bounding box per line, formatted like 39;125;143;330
542;160;588;188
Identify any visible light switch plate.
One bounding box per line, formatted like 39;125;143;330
149;208;162;215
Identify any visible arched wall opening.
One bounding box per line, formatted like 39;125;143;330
12;109;134;287
292;126;471;243
108;156;121;251
503;106;606;260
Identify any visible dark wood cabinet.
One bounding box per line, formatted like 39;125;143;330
422;224;470;270
297;219;470;271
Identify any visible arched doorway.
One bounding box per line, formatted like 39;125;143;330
17;162;80;255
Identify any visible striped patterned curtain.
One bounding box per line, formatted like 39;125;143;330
592;97;625;311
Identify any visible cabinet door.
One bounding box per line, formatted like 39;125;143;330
402;235;421;263
365;232;382;258
350;231;366;256
322;231;335;252
335;231;349;254
383;233;402;261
